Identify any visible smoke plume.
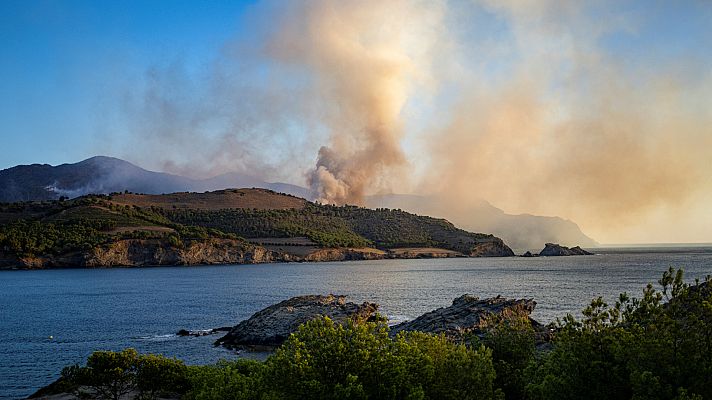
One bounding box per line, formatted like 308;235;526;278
262;1;443;204
106;0;712;243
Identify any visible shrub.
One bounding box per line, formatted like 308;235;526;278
481;316;536;400
135;354;190;398
61;349;189;400
526;268;712;400
265;317;498;400
184;359;266;400
70;348;139;400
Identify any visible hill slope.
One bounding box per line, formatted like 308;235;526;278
0;189;514;269
0;156;309;202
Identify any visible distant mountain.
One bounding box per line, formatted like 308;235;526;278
0;156;309;202
367;194;597;251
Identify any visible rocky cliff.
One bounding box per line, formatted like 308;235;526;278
216;294;379;349
469;238;516;257
303;248;386;262
1;240;515;270
0;238;284;269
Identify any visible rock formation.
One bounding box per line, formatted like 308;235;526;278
389;295;539;341
215;295;379;349
468;238;516;257
538;243;593;256
0;238;287;269
0;238;517;270
177;327;231;337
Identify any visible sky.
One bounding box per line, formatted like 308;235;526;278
1;0;711;244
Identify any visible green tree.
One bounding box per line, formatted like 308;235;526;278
74;348;139;400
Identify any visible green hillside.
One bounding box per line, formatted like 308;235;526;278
0;189;509;259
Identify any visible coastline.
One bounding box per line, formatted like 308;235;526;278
0;238;515;271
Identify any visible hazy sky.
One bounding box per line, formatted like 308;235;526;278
1;0;711;244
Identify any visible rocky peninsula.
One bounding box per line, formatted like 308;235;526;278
0;189;516;269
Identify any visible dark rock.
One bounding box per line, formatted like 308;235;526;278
177;326;232;337
390;294;538;341
521;251;538;257
538;243;593;256
469;238;515;257
216;294;379;349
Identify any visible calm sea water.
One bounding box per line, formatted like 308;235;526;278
2;247;712;399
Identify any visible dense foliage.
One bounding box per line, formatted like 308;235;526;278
57;319;498;400
0;220;108;256
50;268;712;400
0;197;244;256
60;348;189;400
1;193;495;256
159;206;373;248
525;267;712;400
158;203;491;251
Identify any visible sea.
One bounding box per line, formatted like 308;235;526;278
2;246;711;399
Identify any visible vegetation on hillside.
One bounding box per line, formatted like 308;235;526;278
1;190;500;257
0;196;242;257
47;268;712;400
158;203;492;251
159;206;372;248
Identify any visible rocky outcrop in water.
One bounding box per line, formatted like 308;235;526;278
215;295;379;349
389;295;539;341
177;327;231;337
469;238;515;257
539;243;593;256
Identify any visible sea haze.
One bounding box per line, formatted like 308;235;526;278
1;247;712;398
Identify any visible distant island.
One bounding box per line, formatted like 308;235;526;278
0;188;515;269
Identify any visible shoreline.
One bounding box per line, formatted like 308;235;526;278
0;242;516;271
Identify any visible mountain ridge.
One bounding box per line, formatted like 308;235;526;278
0;156;309;202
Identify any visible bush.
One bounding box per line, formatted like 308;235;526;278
184;359;266;400
61;349;189;400
265;317;498;400
135;354;190;398
481;316;536;400
525;268;712;400
67;348;139;400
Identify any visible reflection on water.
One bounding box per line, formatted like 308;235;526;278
1;248;711;398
